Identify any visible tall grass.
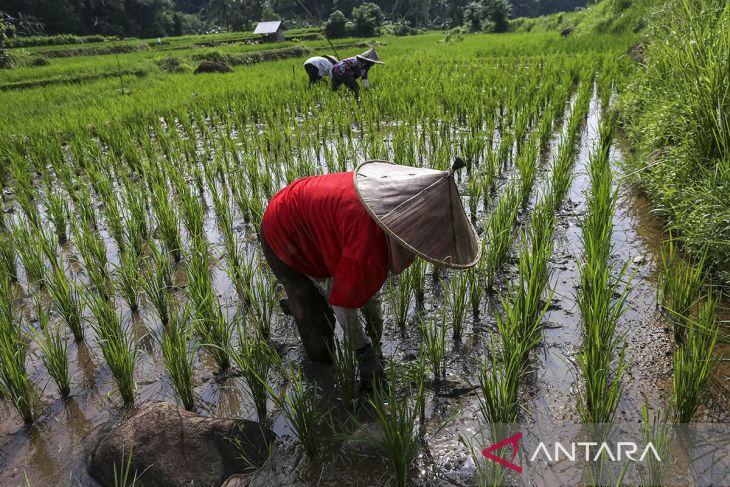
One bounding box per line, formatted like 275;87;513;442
620;0;730;281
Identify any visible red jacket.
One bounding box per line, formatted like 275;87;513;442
262;172;388;308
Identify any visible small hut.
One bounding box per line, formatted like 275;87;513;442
253;21;286;42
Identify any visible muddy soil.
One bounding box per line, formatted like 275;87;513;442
0;92;727;487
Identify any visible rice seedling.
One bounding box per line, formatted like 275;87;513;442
121;178;149;256
331;334;359;410
420;309;447;381
73;220;109;299
159;306;196;411
247;269;278;339
467;174;483;220
484;184;519;291
10;157;41;229
12;220;47;288
76;184;98;230
43;188;69;244
30;298;71;397
639;402;671;486
467;244;487;312
408;258;428;309
658;237;706;343
88;294;138;405
388;273;413;329
549;136;577;210
47;260;85;342
231;322;278;420
369;370;425;487
476;339;522;428
274;362;327;458
673;292;720;423
516;134;539;208
576;114;631;425
0;233;18;282
102;191;127;253
139;241;172;327
447;271;469;340
113;447;140;487
115;249;141;313
150;182;182;263
0;283;37;423
197;305;232;372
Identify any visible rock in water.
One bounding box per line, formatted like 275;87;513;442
194;60;232;74
88;402;275;487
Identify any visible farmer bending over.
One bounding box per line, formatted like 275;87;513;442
303;55;338;84
260;159;480;389
331;48;383;95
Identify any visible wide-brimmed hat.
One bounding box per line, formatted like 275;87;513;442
353;159;480;268
356;48;384;65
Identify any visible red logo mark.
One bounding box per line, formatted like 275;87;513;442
482;432;523;474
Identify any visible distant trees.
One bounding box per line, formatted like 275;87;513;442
0;0;589;37
351;2;384;36
463;0;511;32
324;9;347;38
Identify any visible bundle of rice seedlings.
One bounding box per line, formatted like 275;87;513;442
420;309;447;381
160;306;196;411
31;298;70;397
231;322;278;420
47;260;85;342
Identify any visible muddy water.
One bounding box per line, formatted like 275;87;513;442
1;92;727;487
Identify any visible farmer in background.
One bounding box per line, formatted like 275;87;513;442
303;55;338;84
331;48;383;95
260;159;480;389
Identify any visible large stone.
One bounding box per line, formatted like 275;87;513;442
88;402;275;487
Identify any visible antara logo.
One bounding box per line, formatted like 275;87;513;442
482;432;662;473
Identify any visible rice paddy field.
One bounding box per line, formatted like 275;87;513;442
0;27;728;486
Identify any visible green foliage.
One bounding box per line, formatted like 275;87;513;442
351;3;385;37
325;10;348;39
620;0;730;284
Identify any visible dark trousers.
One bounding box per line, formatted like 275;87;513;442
331;72;359;94
260;229;335;362
304;63;322;84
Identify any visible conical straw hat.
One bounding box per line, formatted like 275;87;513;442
353;160;480;268
356;48;384;64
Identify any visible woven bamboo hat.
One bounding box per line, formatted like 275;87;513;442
353;159;480;268
356;48;384;64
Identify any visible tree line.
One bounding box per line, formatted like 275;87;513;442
0;0;589;38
